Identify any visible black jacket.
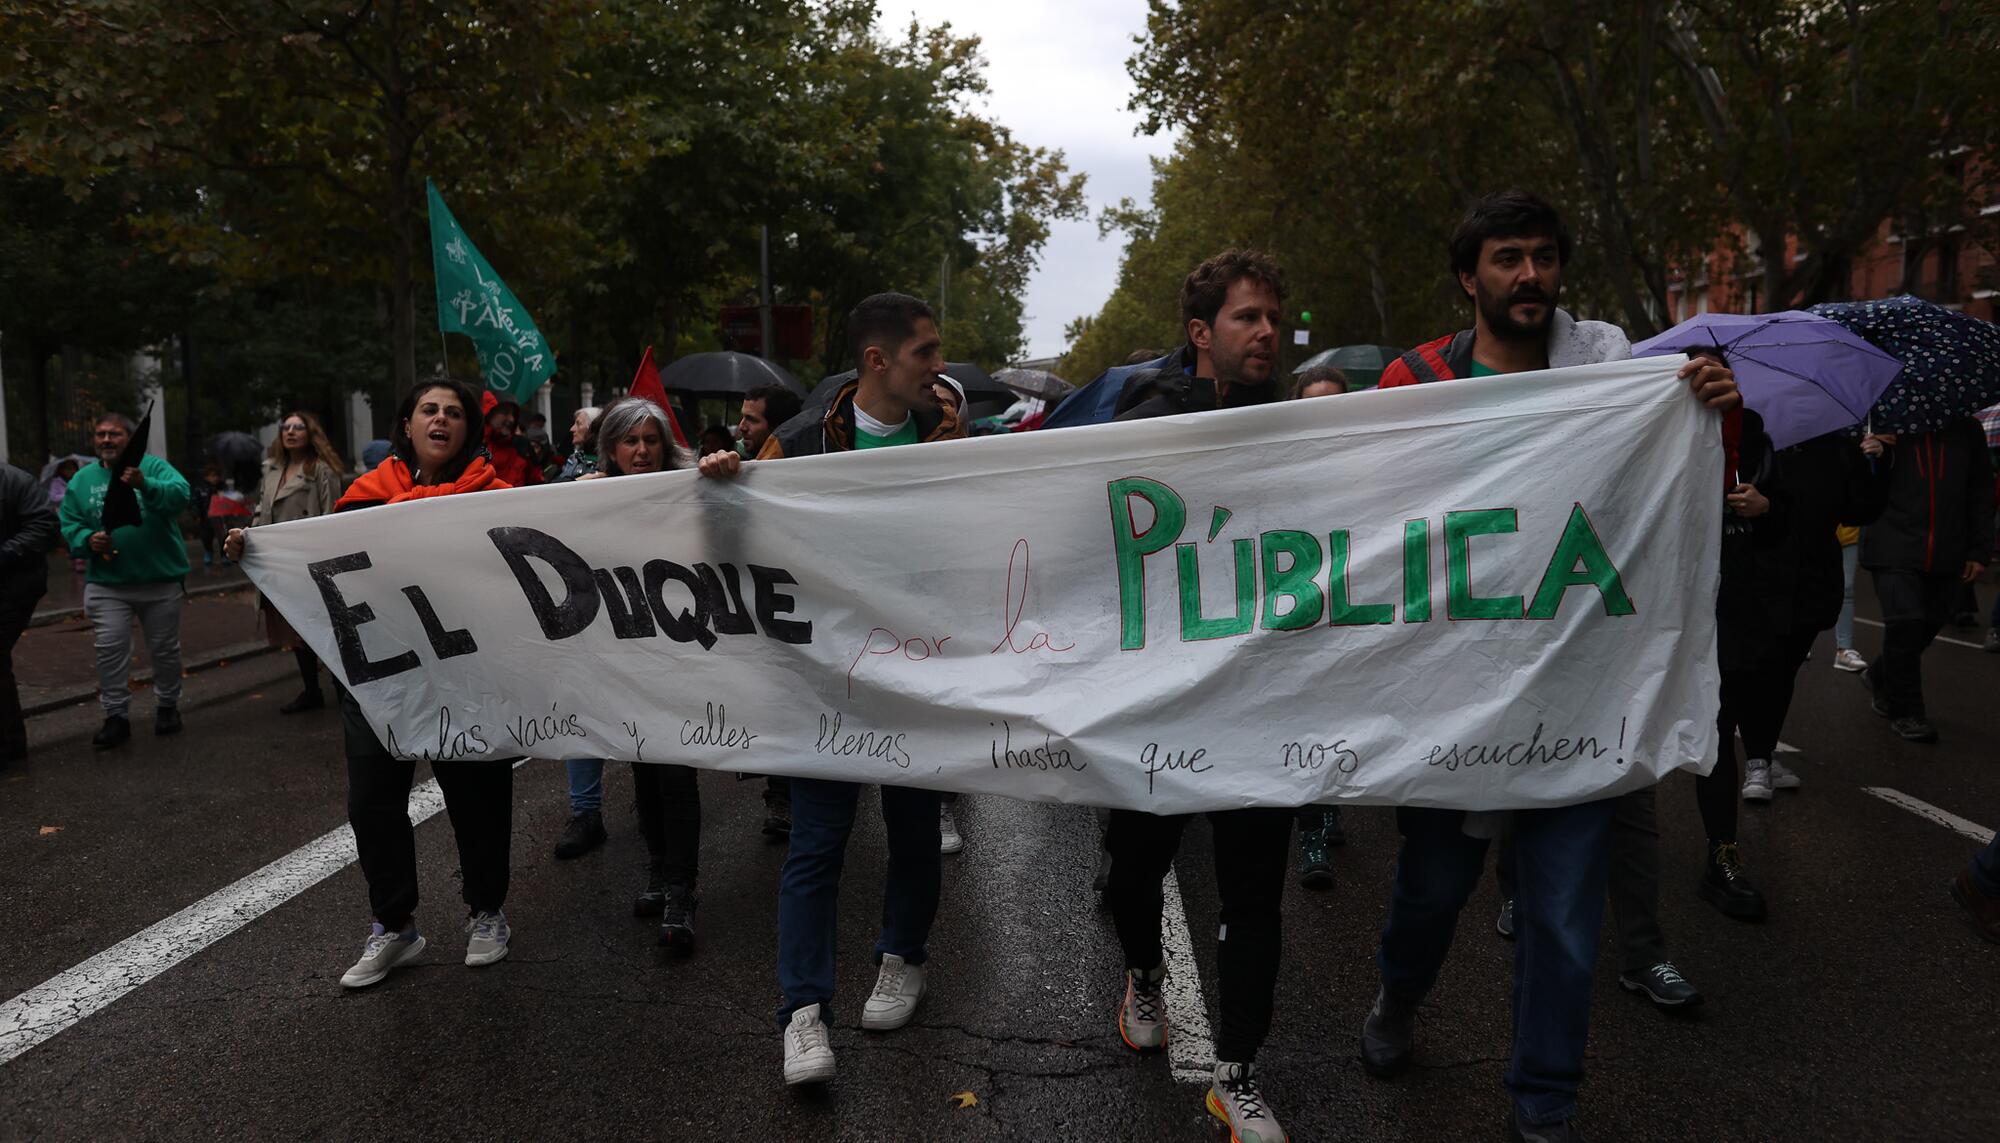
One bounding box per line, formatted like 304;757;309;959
1858;419;1994;576
1112;344;1282;421
762;378;964;459
1;462;55;606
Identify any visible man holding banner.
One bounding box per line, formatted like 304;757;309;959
1100;249;1298;1143
700;292;964;1087
1362;192;1740;1143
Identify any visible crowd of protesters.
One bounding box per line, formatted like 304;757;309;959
5;187;1999;1143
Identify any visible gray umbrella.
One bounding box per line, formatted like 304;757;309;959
205;431;264;467
658;351;806;397
993;368;1074;403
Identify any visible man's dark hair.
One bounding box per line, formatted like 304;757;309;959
847;292;936;368
485;399;525;426
1449;191;1572;278
1292;366;1350;398
1180;249;1287;328
744;384;802;427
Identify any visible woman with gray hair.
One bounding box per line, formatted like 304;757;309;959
550;398;705;953
552;405;601;482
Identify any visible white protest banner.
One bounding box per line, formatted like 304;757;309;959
240;358;1721;814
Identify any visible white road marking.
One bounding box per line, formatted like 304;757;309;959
1851;616;1989;652
0;763;525;1066
1862;787;1996;845
1160;867;1217;1084
1775;742;1801;754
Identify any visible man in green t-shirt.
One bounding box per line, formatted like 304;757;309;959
57;412;192;748
700;292;964;1090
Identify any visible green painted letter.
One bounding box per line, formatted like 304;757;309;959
1108;477;1187;649
1527;504;1636;619
1177;539;1255;641
1445;509;1525;619
1402;518;1432;623
1327;530;1394;626
1259;530;1324;631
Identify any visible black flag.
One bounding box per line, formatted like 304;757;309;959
98;402;154;533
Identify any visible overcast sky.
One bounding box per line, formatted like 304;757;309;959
885;0;1170;361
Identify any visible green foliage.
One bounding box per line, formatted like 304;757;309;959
0;0;1082;460
1068;0;1999;379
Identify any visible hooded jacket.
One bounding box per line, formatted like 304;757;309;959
759;378;964;460
336;456;509;511
1111;343;1282;420
1378;308;1633;387
1857;419;1994;576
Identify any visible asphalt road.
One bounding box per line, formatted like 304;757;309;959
3;600;1997;1141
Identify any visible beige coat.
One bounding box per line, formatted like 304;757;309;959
251;455;342;527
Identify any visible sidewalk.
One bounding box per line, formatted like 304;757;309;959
16;587;275;717
32;542;248;626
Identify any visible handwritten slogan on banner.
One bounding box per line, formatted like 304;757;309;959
240;359;1723;814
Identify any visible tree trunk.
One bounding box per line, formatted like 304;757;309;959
383;0;417;393
1365;240;1393;344
25;334;52;463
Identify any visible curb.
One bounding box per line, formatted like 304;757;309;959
22;640;280;719
28;578;253;629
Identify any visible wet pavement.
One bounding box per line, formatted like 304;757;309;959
2;586;1997;1141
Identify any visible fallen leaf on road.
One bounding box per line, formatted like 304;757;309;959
949;1092;978;1110
39;826;63;836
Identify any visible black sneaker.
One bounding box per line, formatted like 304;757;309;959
93;715;131;749
634;857;668;917
762;799;792;837
1984;628;2000;654
1859;666;1892;717
1297;826;1334;890
1323;806;1347;847
1619;961;1703;1010
1698;840;1767;922
1360;987;1417;1078
1952;610;1979;629
1891;715;1939;743
279;689;325;714
1496;897;1516;940
659;885;698;954
153;706;182;736
553;810;607;859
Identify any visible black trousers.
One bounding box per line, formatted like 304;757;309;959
0;583;39;755
1498;788;1666;974
341;688;514;930
1696;626;1819;842
632;762;702;889
1872;569;1958;717
1105;806;1293;1062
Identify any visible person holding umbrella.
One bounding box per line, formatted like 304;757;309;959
57;410;193;749
1857;417;1992;741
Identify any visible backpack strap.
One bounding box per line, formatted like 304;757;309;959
1398;346;1448;386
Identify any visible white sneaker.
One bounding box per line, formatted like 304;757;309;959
1741;759;1774;803
860;953;926;1030
1833;648;1868;672
340;924;426;989
939;803;963;855
782;1003;836;1085
1206;1061;1287;1143
464;910;510;966
1768;758;1801;790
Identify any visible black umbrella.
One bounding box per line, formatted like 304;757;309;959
205;430;263;467
658;351;806;397
993;368;1074;403
99;403;154;532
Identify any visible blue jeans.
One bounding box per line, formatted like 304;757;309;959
1835;543;1859;650
1971;833;2000;900
1378;799;1616;1126
775;778;941;1027
566;758;604;813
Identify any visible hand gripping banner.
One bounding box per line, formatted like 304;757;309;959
241;359;1722;813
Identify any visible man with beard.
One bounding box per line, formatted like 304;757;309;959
1362;192;1740;1143
1104;249;1296;1143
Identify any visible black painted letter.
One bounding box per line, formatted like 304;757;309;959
401;585;479;659
750;564;813;644
309;552;420;684
488;526;600;640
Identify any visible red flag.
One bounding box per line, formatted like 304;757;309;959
479;389;499;417
629;346;690;447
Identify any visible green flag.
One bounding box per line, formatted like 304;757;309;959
427;180;555;400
